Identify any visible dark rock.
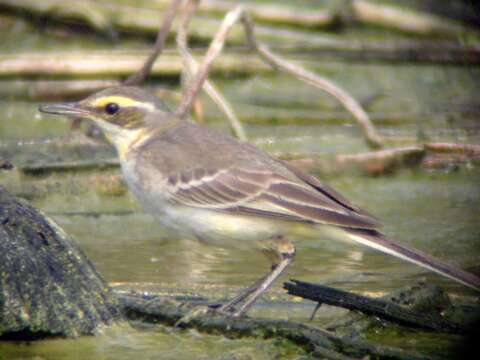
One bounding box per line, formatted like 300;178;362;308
0;186;120;340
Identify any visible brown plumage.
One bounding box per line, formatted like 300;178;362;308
130;117;480;290
39;86;480;316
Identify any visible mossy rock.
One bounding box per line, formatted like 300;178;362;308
0;186;120;340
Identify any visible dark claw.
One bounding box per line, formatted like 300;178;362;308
208;303;223;310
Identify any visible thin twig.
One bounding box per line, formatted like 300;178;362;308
177;0;199;91
176;6;244;117
175;5;383;148
189;0;337;28
202;81;247;140
424;142;480;156
336;146;425;163
177;0;247;140
240;13;384;149
124;0;183;85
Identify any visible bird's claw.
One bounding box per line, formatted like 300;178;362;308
174;306;212;328
174;303;246;326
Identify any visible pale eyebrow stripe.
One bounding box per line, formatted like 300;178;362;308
91;96;155;111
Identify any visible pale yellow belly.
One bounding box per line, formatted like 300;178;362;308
159;205;287;250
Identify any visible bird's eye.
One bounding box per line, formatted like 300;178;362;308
105;103;119;115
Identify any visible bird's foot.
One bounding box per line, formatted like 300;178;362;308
213;303;246;318
207;302;223;310
175;302;247;327
174;306;211;327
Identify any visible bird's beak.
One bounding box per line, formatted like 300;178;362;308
39;102;89;117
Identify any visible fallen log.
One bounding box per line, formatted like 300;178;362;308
0;79;119;100
2;0;478;44
325;280;480;344
352;0;479;37
284;280;464;334
118;292;428;360
0;51;268;78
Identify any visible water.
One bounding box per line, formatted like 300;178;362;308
2;140;478;358
1;7;480;357
1;105;479;359
0;323;304;360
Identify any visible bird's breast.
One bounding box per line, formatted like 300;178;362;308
120;154;170;211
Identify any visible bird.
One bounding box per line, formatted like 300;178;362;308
39;86;480;316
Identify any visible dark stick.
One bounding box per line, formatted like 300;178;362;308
284;280;463;334
240;13;383;149
124;0;183;86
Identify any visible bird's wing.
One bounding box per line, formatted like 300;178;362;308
165;167;379;230
165;166;480;291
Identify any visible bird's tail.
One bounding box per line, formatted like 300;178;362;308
346;228;480;290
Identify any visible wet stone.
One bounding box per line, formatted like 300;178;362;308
0;186;121;340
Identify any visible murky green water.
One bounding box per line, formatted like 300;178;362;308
1;5;480;358
1;122;479;358
0;322;306;360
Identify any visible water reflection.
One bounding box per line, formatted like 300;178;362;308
0;323;299;360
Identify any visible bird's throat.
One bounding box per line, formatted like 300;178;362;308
108;127;148;160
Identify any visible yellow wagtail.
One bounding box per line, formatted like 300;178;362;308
40;86;480;316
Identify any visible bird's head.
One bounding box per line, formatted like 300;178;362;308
39;86;176;154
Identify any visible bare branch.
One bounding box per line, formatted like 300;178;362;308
203;82;247;140
177;0;200;91
424;142;480;156
176;6;244;117
336;146;424;165
124;0;183;86
175;5;382;148
240;14;384;149
198;0;336;28
177;0;247;140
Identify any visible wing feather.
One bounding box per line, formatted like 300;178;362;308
165;167;378;229
166;168;267;208
258;193;378;228
267;181;349;214
280;160;376;218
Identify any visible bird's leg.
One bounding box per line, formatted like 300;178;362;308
219;237;296;317
232;251;294;317
216;269;272;313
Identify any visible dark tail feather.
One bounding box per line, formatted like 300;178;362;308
346;228;480;290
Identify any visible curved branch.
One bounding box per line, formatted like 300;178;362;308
240;14;384;149
176;6;244;117
177;0;247;140
174;5;383;148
